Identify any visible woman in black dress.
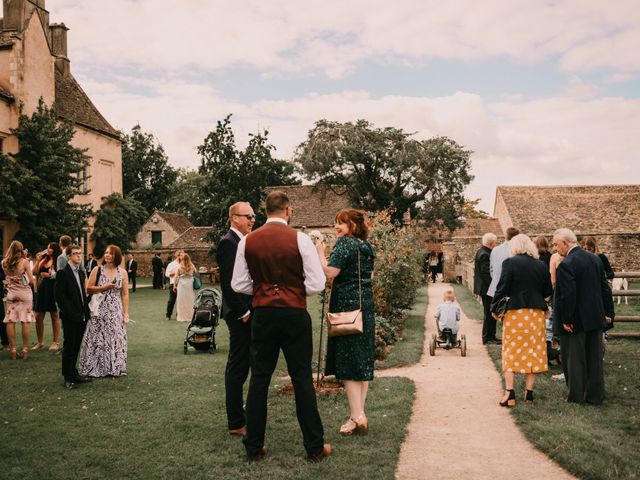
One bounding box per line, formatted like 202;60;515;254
582;236;614;280
316;209;376;436
32;242;62;351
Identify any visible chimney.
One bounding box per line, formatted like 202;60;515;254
50;22;69;74
2;0;26;32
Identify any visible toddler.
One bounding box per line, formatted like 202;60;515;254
435;289;460;336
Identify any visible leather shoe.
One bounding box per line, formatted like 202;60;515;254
73;376;93;384
307;444;333;462
63;381;76;389
228;426;247;436
247;446;267;462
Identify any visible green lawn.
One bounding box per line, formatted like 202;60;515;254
1;286;415;480
452;283;640;480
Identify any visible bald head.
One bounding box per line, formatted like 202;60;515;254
229;201;255;235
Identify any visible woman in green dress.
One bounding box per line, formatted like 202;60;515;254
315;209;376;436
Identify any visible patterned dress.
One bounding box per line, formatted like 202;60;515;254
79;268;127;377
4;265;34;324
502;308;548;374
325;236;376;381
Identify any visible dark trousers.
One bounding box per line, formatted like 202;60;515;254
481;294;497;342
243;307;324;456
224;315;252;429
0;301;8;346
429;266;438;282
128;273;136;292
61;317;86;381
560;330;605;404
166;287;177;318
152;271;163;289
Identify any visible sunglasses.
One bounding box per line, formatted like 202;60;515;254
234;213;256;220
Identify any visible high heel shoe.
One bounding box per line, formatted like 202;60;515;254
339;418;358;436
353;415;369;436
524;389;534;405
499;389;516;407
22;347;29;361
31;342;45;351
10;347;17;360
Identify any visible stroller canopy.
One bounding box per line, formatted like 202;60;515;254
195;288;222;310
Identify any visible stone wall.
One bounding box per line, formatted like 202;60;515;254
128;247;219;281
135;217;181;248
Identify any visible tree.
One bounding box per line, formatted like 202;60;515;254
197;115;299;242
122;124;178;214
460;198;489;219
0;99;91;250
165;169;209;225
91;193;147;258
295;119;473;229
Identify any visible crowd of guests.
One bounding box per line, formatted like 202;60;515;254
474;228;615;406
1;236;130;389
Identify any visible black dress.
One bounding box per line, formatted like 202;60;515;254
34;271;57;313
324;236;376;381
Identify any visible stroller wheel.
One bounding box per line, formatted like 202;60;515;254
460;335;467;357
429;334;436;356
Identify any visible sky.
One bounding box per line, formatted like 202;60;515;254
47;0;640;213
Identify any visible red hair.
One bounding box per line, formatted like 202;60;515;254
335;209;369;240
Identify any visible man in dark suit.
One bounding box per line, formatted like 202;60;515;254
151;253;164;289
54;245;91;389
127;253;138;292
85;252;98;274
474;232;497;344
232;191;331;462
552;228;615;404
216;201;256;437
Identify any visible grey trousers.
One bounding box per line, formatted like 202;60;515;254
560;330;605;404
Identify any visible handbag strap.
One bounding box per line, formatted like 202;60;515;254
327;244;362;310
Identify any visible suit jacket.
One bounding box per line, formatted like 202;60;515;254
54;264;90;323
85;259;97;273
491;254;552;313
473;246;492;296
553;247;615;335
127;260;138;276
152;256;163;273
487;241;511;297
216;230;252;321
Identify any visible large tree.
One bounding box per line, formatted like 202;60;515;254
90;193;147;258
0;100;91;250
295;119;473;229
197;115;299;242
165;169;209;225
122;124;177;214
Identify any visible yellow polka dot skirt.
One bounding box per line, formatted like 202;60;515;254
502;308;548;374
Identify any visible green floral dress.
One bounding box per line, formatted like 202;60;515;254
325;236;376;381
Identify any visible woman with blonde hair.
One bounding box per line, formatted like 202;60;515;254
175;252;197;322
491;234;552;406
2;241;36;360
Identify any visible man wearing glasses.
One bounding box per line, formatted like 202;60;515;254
216;202;256;436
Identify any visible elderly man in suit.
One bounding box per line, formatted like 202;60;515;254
474;232;497;345
216;201;256;437
54;245;91;389
232;190;331;462
552;228;615;404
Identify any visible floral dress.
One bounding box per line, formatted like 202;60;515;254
324;236;376;381
79;268;127;377
3;265;34;323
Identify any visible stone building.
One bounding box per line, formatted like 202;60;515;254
135;210;194;248
0;0;122;252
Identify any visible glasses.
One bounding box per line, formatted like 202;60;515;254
233;213;256;220
70;252;83;256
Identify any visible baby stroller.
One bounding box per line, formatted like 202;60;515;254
184;287;221;354
429;326;466;357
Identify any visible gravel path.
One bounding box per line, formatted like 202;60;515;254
377;282;577;480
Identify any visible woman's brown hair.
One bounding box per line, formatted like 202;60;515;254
102;245;123;267
534;235;550;254
335;209;369;240
180;252;195;274
582;236;599;254
2;240;25;273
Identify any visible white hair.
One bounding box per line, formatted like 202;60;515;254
509;234;539;259
553;228;578;244
482;232;497;247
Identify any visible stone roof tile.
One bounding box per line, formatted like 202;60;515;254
169;226;213;249
453;218;503;238
154;211;194;235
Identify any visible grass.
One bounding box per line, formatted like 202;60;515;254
0;285;415;480
376;284;428;369
452;283;640;480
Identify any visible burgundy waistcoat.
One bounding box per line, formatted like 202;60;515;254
244;221;306;309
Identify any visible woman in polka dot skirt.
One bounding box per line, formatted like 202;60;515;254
491;234;553;407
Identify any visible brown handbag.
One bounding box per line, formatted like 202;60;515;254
326;249;364;337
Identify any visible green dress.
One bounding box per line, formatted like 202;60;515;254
325;236;376;381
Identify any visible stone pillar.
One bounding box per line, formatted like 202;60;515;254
50;22;70;74
442;241;458;283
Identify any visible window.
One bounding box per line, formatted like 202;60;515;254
0;137;4;154
151;231;162;245
78;164;89;194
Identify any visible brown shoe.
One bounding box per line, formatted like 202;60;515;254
307;444;333;462
247;446;267;462
228;426;247;437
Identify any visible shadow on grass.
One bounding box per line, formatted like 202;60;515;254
452;283;640;480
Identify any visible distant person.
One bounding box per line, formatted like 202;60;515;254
474;233;497;345
582;236;614;280
216;201;255;436
428;252;438;283
2;242;35;359
535;236;552;269
491;234;552;407
85;252;98;274
56;235;73;272
151;253;164;289
79;245;129;378
32;242;62;352
552;228;614;405
174;253;196;322
126;253;138;292
54;245;91;388
165;250;183;320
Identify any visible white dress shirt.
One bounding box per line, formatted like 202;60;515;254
435;300;461;334
165;260;180;285
231;218;326;296
487;241;511;297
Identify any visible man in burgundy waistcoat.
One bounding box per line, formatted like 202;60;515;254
232;190;332;462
